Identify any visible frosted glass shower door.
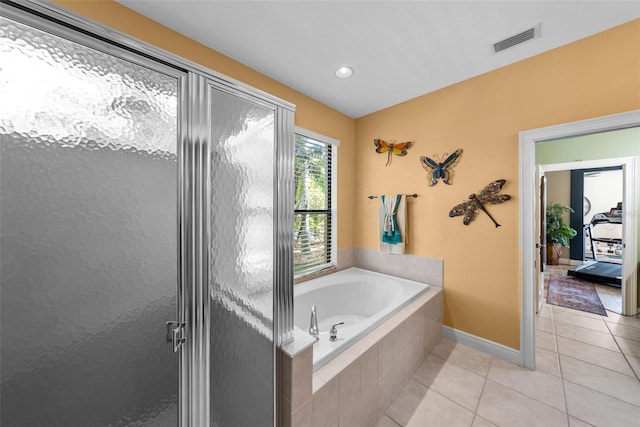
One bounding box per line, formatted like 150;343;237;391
0;14;183;427
208;85;278;426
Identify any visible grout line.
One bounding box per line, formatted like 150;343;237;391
381;414;402;427
555;335;572;426
562;377;640;410
556;330;636;376
559;352;640;405
472;356;492;419
424;352;490;379
603;320;640;382
547;266;640;416
483;377;568;416
420;387;477;419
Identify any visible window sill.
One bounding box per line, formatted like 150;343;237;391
294;264;337;285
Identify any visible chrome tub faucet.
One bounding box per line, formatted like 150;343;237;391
309;305;319;339
329;322;344;342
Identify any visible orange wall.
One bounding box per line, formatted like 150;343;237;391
52;0;357;250
355;19;639;348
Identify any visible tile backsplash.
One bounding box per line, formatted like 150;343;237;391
337;247;443;286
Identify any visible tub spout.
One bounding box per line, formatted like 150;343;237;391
309;305;319;339
329;322;344;342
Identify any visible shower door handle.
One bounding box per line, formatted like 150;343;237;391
166;321;186;353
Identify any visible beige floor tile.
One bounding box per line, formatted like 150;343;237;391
604;311;640;329
597;293;622;314
405;389;475;427
537;307;553;320
568;416;592;427
554;322;619;351
556;336;635;376
377;328;638;427
553;312;609;333
430;339;492;377
559;355;640;406
487;357;565;412
374;415;401;427
429;338;456;359
614;335;640;357
385;380;428;426
476;380;567;427
607;322;640;342
536;316;554;334
564;380;640;427
413;354;485;411
471;416;496;427
535;347;561;377
536;329;557;352
551;304;603;320
627;354;640;378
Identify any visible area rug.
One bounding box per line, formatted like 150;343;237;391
547;274;607;316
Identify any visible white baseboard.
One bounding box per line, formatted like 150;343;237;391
442;326;523;367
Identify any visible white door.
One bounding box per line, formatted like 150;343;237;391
535;165;547;313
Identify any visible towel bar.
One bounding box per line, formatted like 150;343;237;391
368;194;418;199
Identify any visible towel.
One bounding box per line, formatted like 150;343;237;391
379;194;407;254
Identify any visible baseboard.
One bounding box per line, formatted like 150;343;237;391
442;326;522;366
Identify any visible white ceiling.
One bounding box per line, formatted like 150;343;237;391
117;1;640;118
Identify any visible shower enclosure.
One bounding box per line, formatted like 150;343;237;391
0;1;293;426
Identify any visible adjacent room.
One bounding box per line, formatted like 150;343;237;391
537;127;639;313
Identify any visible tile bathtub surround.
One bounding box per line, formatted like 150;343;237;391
295;248;442;286
337;247;356;271
282;286;443;427
353;248;443;286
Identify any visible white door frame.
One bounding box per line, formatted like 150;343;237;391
519;110;640;369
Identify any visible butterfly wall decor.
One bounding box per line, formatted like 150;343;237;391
420;149;463;186
374;139;412;166
449;179;511;228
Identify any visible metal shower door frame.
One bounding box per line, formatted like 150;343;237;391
189;75;295;425
2;1;295;425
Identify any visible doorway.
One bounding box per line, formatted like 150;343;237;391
518;110;640;369
543;163;624;314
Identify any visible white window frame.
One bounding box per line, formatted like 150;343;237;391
293;126;339;277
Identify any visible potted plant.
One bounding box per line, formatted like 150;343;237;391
546;203;577;265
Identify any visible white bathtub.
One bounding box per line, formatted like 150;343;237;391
294;267;429;370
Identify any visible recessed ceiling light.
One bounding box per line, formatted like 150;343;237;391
335;66;354;79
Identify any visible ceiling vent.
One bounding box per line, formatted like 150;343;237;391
492;23;541;54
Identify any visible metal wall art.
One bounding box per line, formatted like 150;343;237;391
449;179;511;227
374;139;412;166
420;149;462;186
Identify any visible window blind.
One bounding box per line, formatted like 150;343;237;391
294;134;332;274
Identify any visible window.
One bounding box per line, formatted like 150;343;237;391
294;128;338;275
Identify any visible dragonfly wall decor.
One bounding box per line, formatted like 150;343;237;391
449;179;511;227
374;139;412;166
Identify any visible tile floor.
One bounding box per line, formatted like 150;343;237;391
376;266;640;426
593;280;623;315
